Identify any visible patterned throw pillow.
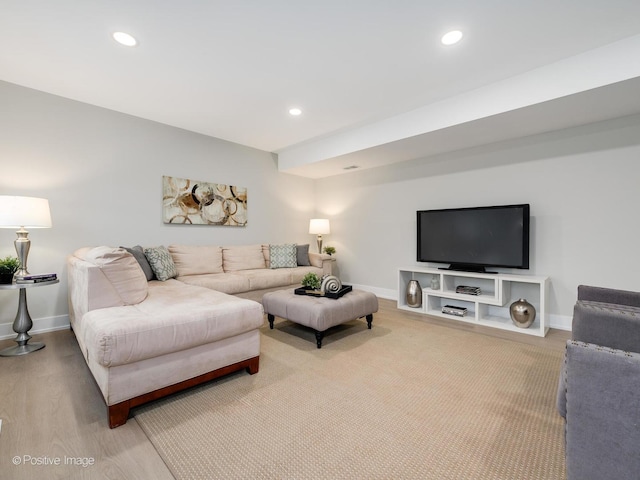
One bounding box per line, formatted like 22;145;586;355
143;246;178;281
269;244;297;269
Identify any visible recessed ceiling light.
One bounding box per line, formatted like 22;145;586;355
441;30;463;46
113;31;137;47
289;108;302;116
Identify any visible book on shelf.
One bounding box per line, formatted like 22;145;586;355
15;273;57;284
442;305;468;317
455;285;481;295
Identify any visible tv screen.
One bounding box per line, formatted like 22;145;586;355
417;204;530;272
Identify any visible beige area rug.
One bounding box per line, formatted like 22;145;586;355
135;309;566;480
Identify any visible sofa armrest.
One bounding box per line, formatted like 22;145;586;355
308;252;333;276
577;285;640;307
563;341;640;480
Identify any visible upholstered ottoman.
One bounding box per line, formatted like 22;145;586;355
262;288;378;348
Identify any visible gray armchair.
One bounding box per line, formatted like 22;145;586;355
557;285;640;480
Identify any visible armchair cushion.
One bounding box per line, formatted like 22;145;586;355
572;301;640;353
577;284;640;307
563;341;640;480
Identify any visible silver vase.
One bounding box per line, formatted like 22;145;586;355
510;298;536;328
406;280;422;308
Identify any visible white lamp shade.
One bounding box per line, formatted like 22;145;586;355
0;196;52;228
309;218;330;235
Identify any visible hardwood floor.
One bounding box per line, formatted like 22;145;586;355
0;328;173;480
0;298;570;479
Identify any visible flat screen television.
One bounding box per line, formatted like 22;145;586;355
417;204;530;273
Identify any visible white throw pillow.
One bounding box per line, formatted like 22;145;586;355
82;246;148;305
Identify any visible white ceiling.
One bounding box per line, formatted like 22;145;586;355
2;1;640;178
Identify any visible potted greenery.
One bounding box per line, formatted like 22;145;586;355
301;272;321;290
323;246;336;256
0;256;20;284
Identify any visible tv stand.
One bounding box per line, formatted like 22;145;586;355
398;267;549;337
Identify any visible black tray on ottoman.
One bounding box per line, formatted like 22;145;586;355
294;285;353;299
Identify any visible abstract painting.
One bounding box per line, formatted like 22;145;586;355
162;175;247;226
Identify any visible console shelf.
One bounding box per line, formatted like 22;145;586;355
398;267;549;337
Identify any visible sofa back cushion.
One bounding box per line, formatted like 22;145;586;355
80;246;148;305
222;244;266;272
169;245;223;276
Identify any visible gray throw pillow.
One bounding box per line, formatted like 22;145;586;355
296;244;311;266
121;245;155;281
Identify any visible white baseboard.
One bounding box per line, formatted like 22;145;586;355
549;313;572;331
0;314;70;341
352;284;573;332
0;290;572;342
349;284;397;301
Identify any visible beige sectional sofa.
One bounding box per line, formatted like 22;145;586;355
169;243;332;296
67;243;332;428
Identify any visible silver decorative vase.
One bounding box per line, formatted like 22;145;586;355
510;298;536;328
406;280;422;308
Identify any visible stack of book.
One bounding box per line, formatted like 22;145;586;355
456;285;481;296
15;273;57;284
442;305;467;317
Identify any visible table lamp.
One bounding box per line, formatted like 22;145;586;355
0;196;52;278
309;218;330;253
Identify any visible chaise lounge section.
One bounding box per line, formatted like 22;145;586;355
67;243;333;427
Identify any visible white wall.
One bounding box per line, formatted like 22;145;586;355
3;79;639;337
315;114;640;328
0;81;315;337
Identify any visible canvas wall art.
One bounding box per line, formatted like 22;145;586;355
162;175;247;226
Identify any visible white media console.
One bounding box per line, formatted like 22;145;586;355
398;267;549;337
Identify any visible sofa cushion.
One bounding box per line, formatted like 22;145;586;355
169;244;223;276
296;244;311;266
269;244;297;269
121;245;155;281
178;272;251;295
237;268;295;290
80;280;264;367
222;245;266;272
80;246;148;305
144;246;178;281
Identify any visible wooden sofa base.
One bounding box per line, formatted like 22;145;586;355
107;355;260;428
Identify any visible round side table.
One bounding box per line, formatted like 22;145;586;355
0;279;59;356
